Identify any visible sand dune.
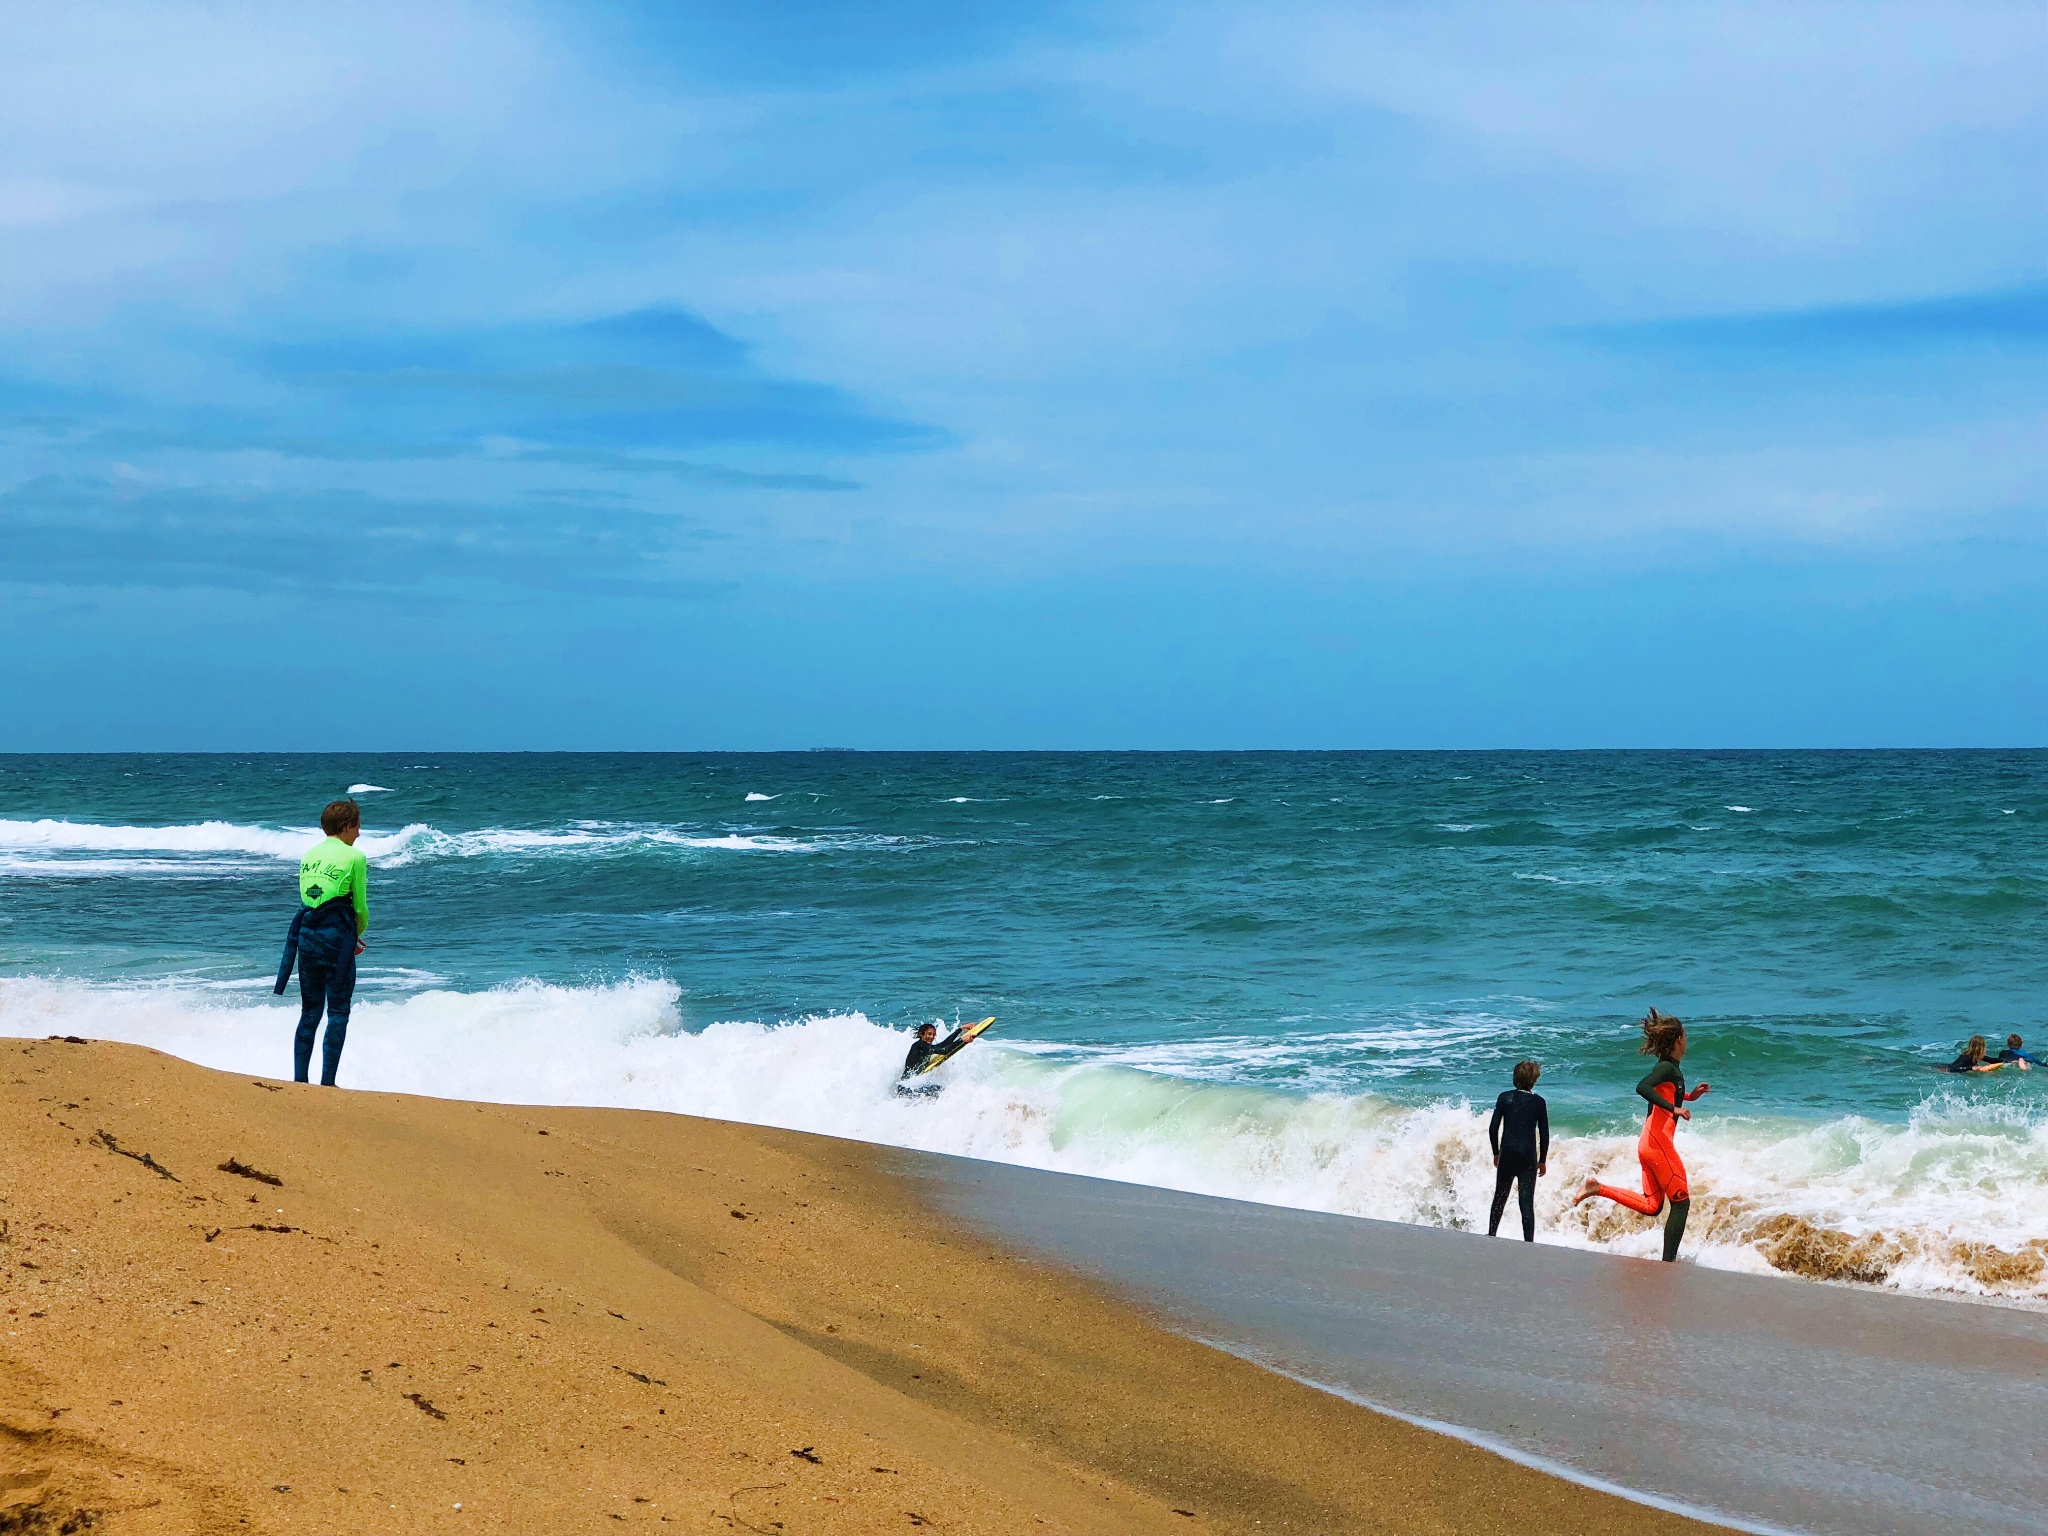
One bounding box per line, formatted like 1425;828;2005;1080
0;1037;1716;1534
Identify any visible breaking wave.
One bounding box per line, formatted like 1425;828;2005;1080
0;818;918;875
4;975;2040;1305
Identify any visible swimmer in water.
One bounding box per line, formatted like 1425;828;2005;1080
1940;1035;2007;1074
1574;1008;1710;1262
1995;1033;2037;1069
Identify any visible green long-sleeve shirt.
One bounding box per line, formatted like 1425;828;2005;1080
298;836;369;935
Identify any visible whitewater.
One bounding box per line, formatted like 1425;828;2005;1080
7;971;2044;1301
2;750;2042;1304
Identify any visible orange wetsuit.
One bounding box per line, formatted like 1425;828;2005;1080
1591;1065;1689;1214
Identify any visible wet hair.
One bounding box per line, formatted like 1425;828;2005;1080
2009;1034;2025;1050
916;1023;938;1038
1638;1008;1685;1060
1960;1035;1988;1067
320;799;361;835
1512;1059;1541;1090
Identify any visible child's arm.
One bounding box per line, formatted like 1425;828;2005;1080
1635;1062;1684;1119
349;847;370;950
1536;1095;1549;1169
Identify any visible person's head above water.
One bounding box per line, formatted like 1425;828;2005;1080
2009;1033;2025;1050
1960;1035;1988;1066
1512;1059;1541;1090
320;799;361;845
1639;1007;1685;1061
917;1023;938;1042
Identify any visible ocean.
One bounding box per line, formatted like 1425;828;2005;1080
3;750;2043;1302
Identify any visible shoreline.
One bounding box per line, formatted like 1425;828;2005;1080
0;1037;1727;1535
7;972;2041;1311
1230;1355;1801;1536
910;1152;2048;1536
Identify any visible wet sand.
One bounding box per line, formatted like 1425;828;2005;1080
0;1038;1723;1535
911;1156;2048;1536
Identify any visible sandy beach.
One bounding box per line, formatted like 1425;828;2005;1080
0;1036;1734;1536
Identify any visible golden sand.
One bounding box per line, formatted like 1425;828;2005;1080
1;1038;1719;1535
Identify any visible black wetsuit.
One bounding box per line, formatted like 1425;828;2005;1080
1487;1088;1550;1242
275;894;359;1086
901;1038;940;1077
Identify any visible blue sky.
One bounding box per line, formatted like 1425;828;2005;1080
2;0;2042;748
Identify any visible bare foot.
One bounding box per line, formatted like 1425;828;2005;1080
1572;1175;1602;1208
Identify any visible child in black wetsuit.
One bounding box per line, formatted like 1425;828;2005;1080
1488;1059;1550;1242
1943;1035;2005;1074
901;1022;941;1078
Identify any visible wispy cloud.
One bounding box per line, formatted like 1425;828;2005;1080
0;473;733;595
1575;285;2048;356
0;301;927;593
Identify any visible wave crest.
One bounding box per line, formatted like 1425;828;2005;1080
0;818;914;874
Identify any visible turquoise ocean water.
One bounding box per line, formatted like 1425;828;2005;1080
3;751;2043;1299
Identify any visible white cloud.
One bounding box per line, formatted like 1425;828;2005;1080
0;0;2038;566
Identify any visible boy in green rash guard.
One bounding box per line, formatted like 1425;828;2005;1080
279;799;369;1086
299;819;370;945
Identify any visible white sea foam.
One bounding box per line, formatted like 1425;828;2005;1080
6;976;2039;1305
0;819;911;874
348;784;393;794
1727;805;1754;813
0;818;322;860
744;793;778;802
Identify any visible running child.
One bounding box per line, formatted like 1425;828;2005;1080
1574;1008;1709;1262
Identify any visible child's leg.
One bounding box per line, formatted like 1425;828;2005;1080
1487;1162;1519;1236
1585;1152;1665;1216
318;942;357;1087
1662;1198;1690;1261
1655;1146;1691;1261
1516;1165;1537;1241
294;941;332;1084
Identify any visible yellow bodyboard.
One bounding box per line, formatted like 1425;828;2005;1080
915;1016;995;1075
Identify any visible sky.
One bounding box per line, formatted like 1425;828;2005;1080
1;0;2042;749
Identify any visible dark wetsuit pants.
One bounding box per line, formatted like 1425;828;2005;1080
1489;1155;1538;1242
293;917;357;1086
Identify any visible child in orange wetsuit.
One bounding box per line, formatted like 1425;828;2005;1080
1574;1008;1710;1262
